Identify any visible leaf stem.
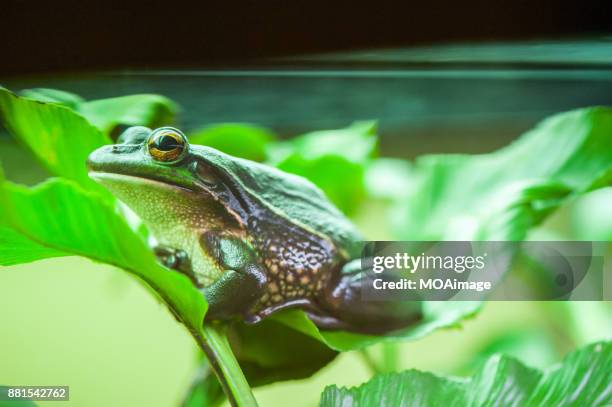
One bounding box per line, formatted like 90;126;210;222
381;343;399;372
358;344;400;375
358;348;382;375
193;323;258;407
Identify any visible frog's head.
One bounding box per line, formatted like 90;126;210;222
89;126;362;256
89;126;208;189
87;126;246;236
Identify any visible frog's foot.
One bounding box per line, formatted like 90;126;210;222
154;246;196;283
200;233;268;322
202;266;267;321
319;259;422;334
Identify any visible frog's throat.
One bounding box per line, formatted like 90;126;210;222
88;172;195;224
89;172;243;234
89;171;192;195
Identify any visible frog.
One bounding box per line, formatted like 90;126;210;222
87;126;421;333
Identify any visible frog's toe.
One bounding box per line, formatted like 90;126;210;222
154;246;195;281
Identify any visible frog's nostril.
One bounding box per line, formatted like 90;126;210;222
111;144;141;154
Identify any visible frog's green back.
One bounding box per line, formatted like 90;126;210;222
194;146;363;257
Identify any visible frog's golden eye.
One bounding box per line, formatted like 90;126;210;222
148;128;188;162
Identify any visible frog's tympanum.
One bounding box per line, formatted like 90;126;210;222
88;127;421;333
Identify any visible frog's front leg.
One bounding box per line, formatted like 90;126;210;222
199;232;267;321
154;245;193;277
318;259;422;334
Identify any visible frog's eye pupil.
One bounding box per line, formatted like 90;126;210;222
148;128;188;162
156;135;181;151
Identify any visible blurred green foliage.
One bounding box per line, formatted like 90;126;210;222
458;329;559;373
389;108;612;241
267;121;377;215
189;124;275;163
182;365;224;407
571;188;612;240
19;88;178;138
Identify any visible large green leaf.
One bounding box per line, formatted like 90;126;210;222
267;121;377;214
189;123;276;162
20;88;84;109
393;107;612;241
0;87;110;193
320;341;612;406
18;88;178;138
0;226;66;266
0;176;207;330
79;94;178;137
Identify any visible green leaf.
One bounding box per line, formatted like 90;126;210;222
320;341;612;407
267;121;377;214
0;390;38;407
20;88;84;109
0;177;207;330
271;302;481;352
189;123;276;162
0;87;110;193
228;318;337;386
183;307;339;393
0;226;66;266
365;158;414;200
393;107;612;241
16;88;179;138
80;94;178;136
182;364;225;407
460;329;559;373
0;176;36;271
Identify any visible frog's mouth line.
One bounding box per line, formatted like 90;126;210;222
89;171;195;193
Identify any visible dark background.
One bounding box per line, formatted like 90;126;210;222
1;1;610;76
